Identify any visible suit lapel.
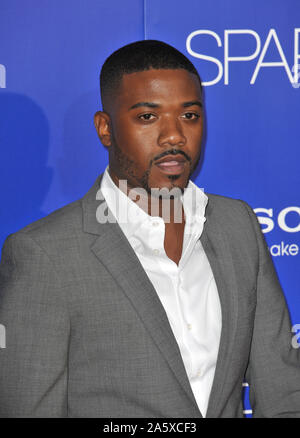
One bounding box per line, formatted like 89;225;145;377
201;198;239;418
81;174;202;417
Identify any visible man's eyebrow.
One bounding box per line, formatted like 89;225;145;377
129;102;160;110
183;100;202;108
129;100;203;110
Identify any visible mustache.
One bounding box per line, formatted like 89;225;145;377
152;149;192;165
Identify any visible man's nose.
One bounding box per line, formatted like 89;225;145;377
157;118;186;147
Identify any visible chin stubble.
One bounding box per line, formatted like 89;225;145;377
111;135;196;196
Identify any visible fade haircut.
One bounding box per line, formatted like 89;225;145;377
100;40;202;110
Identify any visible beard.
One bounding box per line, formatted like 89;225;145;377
109;132;199;197
110;135;152;194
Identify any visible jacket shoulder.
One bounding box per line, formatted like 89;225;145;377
7;198;83;244
7;173;103;243
205;192;260;240
206;192;254;216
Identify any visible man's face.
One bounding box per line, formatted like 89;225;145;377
96;68;203;195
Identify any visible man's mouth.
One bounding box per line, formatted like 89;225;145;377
155;155;186;175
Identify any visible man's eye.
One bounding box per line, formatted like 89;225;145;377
182;112;200;120
138;113;156;121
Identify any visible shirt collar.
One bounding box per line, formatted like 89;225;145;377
100;165;208;239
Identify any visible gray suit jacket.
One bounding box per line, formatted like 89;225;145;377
0;173;299;418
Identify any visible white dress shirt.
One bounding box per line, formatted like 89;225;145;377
99;166;222;417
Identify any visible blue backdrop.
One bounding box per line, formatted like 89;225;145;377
0;0;299;417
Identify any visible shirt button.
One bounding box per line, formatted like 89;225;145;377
187;324;192;330
152;221;159;227
153;249;160;255
196;369;202;378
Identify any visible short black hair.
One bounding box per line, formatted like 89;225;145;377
100;40;202;109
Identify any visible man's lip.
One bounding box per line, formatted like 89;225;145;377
155;154;186;165
155;161;186;175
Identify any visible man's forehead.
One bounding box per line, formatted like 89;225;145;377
118;68;202;101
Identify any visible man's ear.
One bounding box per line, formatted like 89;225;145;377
94;111;112;147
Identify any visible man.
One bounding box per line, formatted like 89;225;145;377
0;40;299;418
